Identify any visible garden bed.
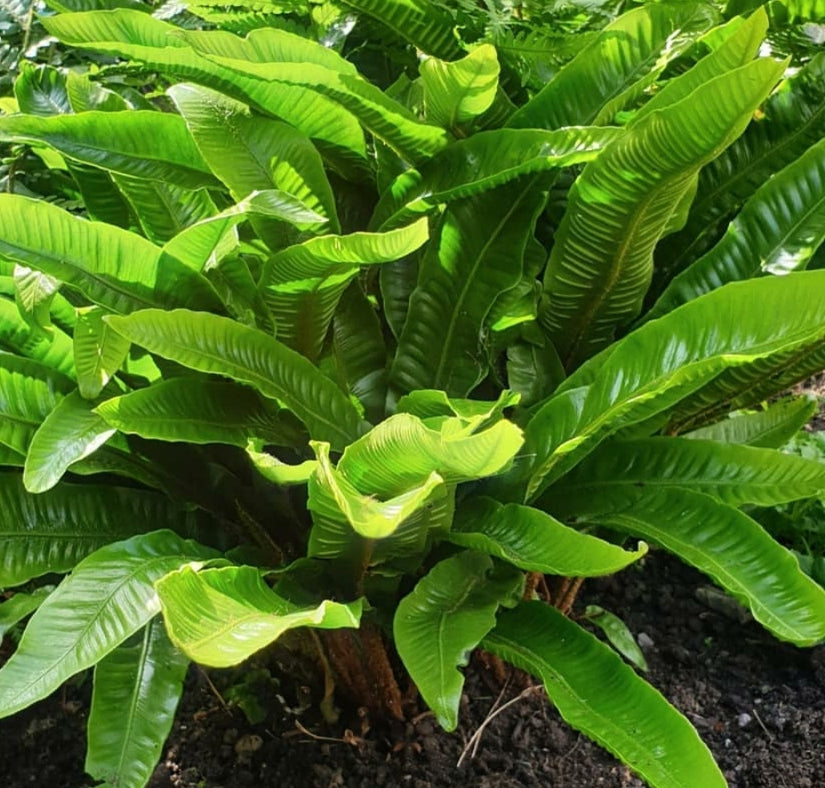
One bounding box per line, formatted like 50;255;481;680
3;551;823;788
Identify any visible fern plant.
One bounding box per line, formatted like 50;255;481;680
3;2;825;787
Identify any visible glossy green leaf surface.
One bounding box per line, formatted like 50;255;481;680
508;3;717;130
258;218;428;360
13;265;59;334
0;587;53;638
396;389;519;428
484;602;726;788
450;497;647;576
659;51;825;285
246;448;316;486
683;397;817;448
45;9;365;166
24;391;117;493
337;0;463;58
0;530;217;718
394;550;523;731
545;437;825;516
420;44;499;131
336;412;523;498
114;174;218;245
96;378;302;447
632;7;767;122
333;284;388;424
0;195;222;314
591;489;825;646
518;272;825;500
0;354;73;456
0;296;76;378
160;190;326;274
86;618;188;788
73;306;132;400
169;83;339;232
390;178;548;397
182;28;450;164
107;309;368;451
0;110;218;189
0;474;203;587
309;441;444;539
542;56;786;367
583;606;648;672
42;11;368;168
372;126;621;231
649;137;825;318
156;565;362;667
14;63;71;116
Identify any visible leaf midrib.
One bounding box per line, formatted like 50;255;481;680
0;552;182;711
125;328;358;447
483;631;687;786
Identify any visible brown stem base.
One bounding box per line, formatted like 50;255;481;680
321;624;405;721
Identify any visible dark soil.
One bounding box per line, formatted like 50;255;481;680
2;552;824;788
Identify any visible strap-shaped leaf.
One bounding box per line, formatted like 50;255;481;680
74;306;131;400
583;606;648;672
42;11;367;169
156;565;362;667
0;530;218;718
483;601;726;788
259;218;428;360
0;354;74;456
333;283;388;424
169;82;339;233
389;177;548;397
542;56;786;367
683;396;817;448
0;474;204;587
420;44;499;131
337;412;523;498
309;441;444;539
450;497;646;576
114;173;218;246
544;437;825;517
507;3;717;130
0;295;76;378
106;309;368;451
24;391;116;493
86;618;188;788
506;335;565;410
338;0;463;58
632;7;768;122
96;378;306;447
162;190;326;274
517;271;825;500
394;550;523;731
658;51;825;286
0;195;222;314
0;110;218;189
71;161;136;228
649;137;825;318
589;489;825;646
182;28;451;163
0;587;53;638
372;126;621;230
